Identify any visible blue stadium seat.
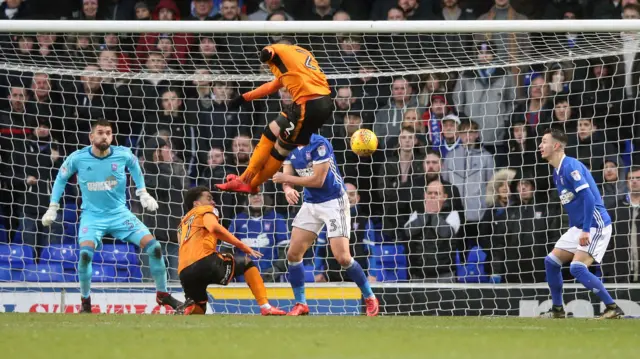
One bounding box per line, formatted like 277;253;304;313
91;264;118;282
456;246;489;283
0;267;24;282
372;244;408;282
117;265;143;282
23;263;68;282
62;204;78;224
95;243;139;267
0;244;35;270
40;244;78;270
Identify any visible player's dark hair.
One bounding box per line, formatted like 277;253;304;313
91;119;112;132
184;186;211;212
544;127;568;145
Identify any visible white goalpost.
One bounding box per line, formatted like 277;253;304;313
0;19;639;316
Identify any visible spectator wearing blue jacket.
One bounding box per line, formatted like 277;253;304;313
228;193;288;274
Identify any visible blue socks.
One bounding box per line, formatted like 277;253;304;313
344;258;374;299
570;261;615;305
145;239;168;293
78;246;95;299
288;260;306;304
544;254;564;307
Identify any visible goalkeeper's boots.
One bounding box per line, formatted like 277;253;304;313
539;305;566;318
261;306;287;316
598;304;624;319
365;296;380;317
156;291;183;311
287;303;310;316
80;296;93;314
216;177;259;195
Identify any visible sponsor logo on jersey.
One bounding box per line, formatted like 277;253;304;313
87;176;118;191
317;145;326;157
571;170;581;181
296;167;314;177
264;222;271;231
560;189;575;205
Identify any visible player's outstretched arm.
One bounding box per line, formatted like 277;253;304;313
203;213;263;259
43;154;77;226
273;162;329;189
125;149;158;212
229;79;282;109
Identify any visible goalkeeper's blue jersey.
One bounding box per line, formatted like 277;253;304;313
52;146;145;216
284;134;345;204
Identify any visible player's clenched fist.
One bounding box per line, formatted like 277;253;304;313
41;203;60;226
283;187;300;205
136;189;159;211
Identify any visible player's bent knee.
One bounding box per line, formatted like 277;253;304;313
144;239;163;259
569;261;588;276
79;246;95;265
335;253;353;268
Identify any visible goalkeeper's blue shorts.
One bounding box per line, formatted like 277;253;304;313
78;210;151;249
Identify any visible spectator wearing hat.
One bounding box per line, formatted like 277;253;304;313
442;118;495;240
504;176;561;283
135;1;151;19
136;0;192;65
454;42;515;146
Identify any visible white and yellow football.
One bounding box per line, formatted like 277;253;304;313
350;128;378;157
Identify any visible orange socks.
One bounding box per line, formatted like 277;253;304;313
239;134;275;183
249;155;286;189
244;266;268;306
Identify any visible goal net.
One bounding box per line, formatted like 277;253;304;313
0;20;639;316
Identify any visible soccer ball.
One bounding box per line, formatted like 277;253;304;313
350;129;378;157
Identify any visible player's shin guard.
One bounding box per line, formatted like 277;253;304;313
243;262;269;307
240;128;277;183
288;260;306;304
544;254;564;307
569;261;615;305
145;239;168;293
249;148;287;189
343;258;374;299
78;246;95;299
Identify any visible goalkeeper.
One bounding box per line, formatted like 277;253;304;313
42;119;182;313
216;42;332;195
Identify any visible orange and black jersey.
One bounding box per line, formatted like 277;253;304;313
177;205;251;274
242;44;330;105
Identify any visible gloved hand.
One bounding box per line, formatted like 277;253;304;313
41;203;60;227
136;189;159;212
228;94;246;110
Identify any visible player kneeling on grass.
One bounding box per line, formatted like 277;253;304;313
176;186;286;316
272;134;379;316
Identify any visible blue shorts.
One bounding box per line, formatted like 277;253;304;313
78;211;151;249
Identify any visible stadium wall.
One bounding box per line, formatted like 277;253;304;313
2;284;640;317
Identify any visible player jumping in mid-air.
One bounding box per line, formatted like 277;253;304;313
539;128;624;319
176;186;286;315
42;119;182;313
272;134;379;316
216;41;332;195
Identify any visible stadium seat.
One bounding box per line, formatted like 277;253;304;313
95;243;139;267
117;265;143;282
456;246;490;283
0;244;35;270
372;244;408;282
91;264;118;282
0;224;8;244
0;267;24;282
23;263;68;282
40;244;78;270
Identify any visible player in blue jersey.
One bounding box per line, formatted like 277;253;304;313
539;128;624;319
42;119;182;313
272;134;379;316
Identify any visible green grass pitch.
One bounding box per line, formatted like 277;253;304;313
1;314;639;359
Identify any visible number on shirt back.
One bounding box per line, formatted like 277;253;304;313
178;215;196;245
296;49;320;72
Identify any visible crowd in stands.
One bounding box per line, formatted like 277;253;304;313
0;0;640;284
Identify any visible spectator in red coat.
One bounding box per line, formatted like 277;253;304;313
136;0;192;65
